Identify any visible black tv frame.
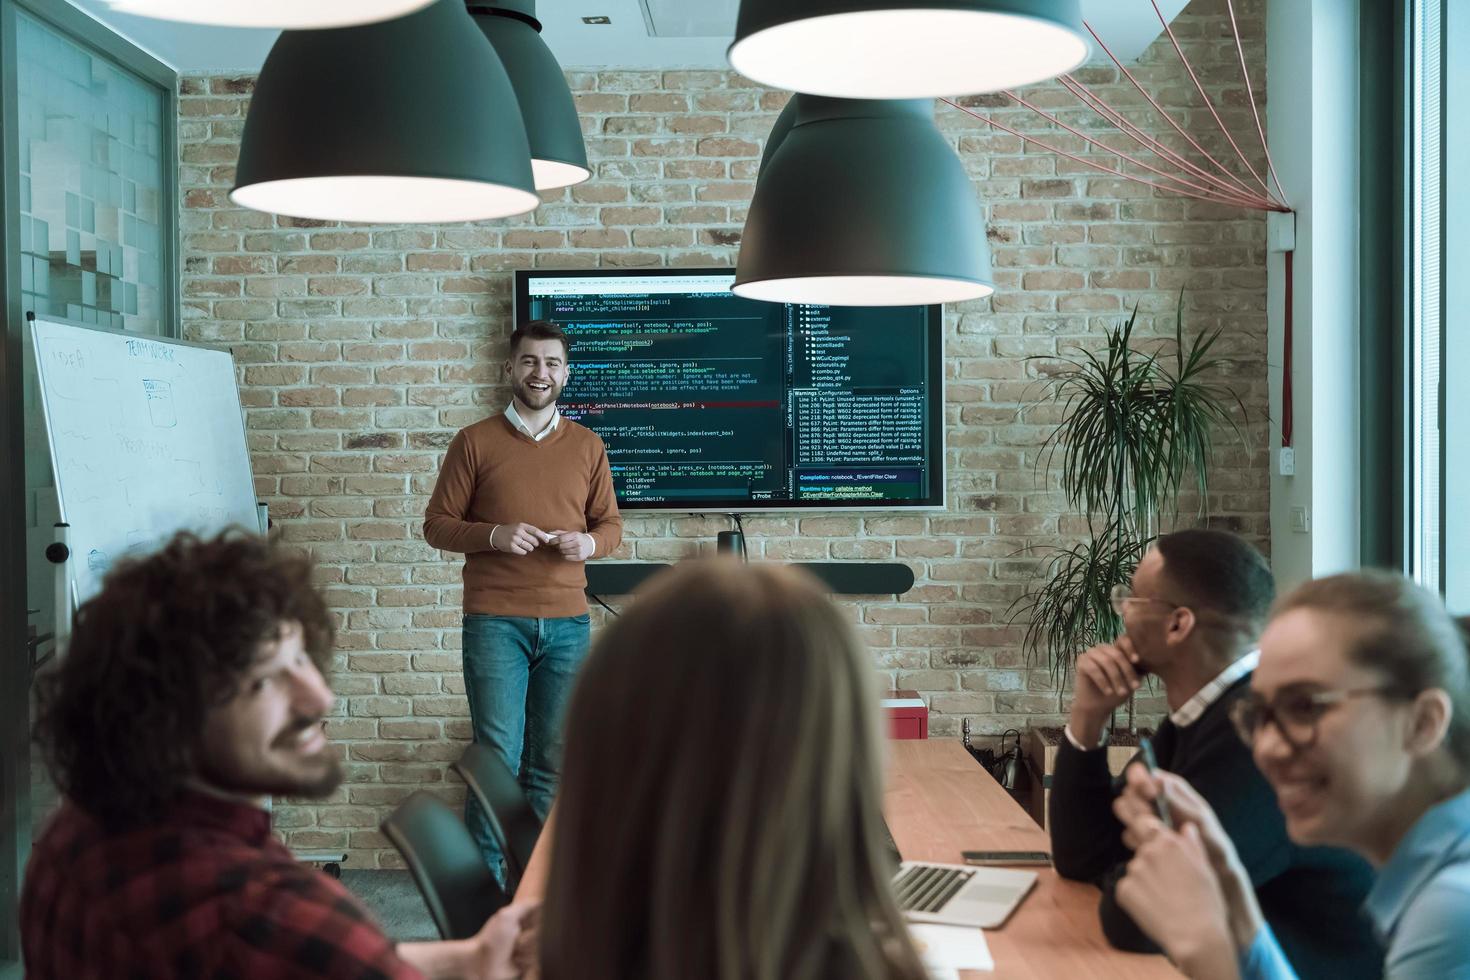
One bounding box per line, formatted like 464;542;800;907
512;268;946;513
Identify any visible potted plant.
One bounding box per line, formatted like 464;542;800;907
1011;294;1247;827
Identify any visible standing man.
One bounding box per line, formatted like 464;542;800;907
425;319;622;879
1047;529;1380;979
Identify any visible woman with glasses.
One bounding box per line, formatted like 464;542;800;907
1110;570;1470;980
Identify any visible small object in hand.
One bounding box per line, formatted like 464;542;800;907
1138;736;1173;830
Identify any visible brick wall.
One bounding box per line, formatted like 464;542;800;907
178;0;1270;866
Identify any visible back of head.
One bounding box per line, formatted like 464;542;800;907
1275;571;1470;771
540;561;924;980
1154;528;1275;637
33;530;333;826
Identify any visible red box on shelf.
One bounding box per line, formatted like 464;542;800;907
882;689;928;740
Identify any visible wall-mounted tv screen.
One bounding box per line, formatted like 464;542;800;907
514;269;944;511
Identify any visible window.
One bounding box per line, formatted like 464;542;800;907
16;8;170;331
1409;0;1442;590
1409;0;1467;607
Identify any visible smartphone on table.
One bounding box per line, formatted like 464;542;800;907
961;850;1052;867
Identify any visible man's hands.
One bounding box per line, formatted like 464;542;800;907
548;530;595;562
491;523;554;555
470;902;538;980
489;523;593;562
1067;636;1144;747
395;900;539;980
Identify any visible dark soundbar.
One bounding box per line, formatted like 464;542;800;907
585;561;914;596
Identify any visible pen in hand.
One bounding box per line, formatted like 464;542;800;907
1138;736;1174;831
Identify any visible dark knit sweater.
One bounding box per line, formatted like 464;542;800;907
1049;675;1383;980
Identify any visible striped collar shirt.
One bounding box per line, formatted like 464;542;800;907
1170;649;1260;728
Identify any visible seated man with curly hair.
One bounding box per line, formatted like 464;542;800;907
21;530;529;980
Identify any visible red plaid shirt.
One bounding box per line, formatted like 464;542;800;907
21;793;424;980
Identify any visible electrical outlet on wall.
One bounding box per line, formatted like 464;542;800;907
1278;446;1295;476
1290;506;1311;533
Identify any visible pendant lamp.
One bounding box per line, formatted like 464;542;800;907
469;1;591;190
104;0;435;28
232;0;538;224
733;96;994;307
728;0;1089;99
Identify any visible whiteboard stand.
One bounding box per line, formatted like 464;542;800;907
44;523;72;657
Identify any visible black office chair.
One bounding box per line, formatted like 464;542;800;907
381;791;508;940
452;743;543;894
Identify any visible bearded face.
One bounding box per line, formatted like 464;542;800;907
507;337;569;412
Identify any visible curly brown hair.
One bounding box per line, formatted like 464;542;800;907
33;530;335;826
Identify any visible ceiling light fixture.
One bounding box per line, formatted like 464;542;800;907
103;0;436;29
733;95;994;307
232;0;538;224
469;1;591;191
728;0;1089;98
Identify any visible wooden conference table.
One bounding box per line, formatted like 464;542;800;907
516;739;1179;979
885;739;1178;978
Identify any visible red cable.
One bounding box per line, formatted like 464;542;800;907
1146;0;1281;205
1282;250;1294;448
1056;75;1274;206
1225;0;1291;208
941;100;1277;211
1000;88;1279;209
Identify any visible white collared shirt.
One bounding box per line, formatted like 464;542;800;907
1063;648;1260;750
505;401;559;441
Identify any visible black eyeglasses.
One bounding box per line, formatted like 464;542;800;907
1228;687;1406;751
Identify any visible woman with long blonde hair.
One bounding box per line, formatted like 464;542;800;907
537;561;926;980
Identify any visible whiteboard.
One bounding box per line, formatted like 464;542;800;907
30;314;260;605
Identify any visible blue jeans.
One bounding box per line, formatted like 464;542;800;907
461;613;591;882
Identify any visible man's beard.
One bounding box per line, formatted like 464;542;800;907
513;377;561;410
198;753;344;801
199;718;346;801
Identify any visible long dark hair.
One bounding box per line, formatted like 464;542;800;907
540;561;926;980
33;530;334;826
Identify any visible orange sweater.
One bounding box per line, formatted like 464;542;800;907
424;415;623;617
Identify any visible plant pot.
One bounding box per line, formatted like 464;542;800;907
1021;725;1153;833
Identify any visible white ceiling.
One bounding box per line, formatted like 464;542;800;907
65;0;1190;74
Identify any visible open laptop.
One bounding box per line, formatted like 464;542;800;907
880;818;1037;929
892;860;1037;928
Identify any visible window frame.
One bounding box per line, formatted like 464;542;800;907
1444;0;1469;610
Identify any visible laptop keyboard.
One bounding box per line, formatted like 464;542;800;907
894;864;974;913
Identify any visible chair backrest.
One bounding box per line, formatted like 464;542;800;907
453;743;543;892
381;790;508;940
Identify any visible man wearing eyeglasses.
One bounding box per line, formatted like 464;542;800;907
1047;529;1381;979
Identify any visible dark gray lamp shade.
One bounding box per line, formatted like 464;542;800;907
104;0;434;28
470;1;591;190
733;96;994;307
728;0;1089;98
231;0;538;224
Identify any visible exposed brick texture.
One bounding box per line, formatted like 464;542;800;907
179;0;1270;865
